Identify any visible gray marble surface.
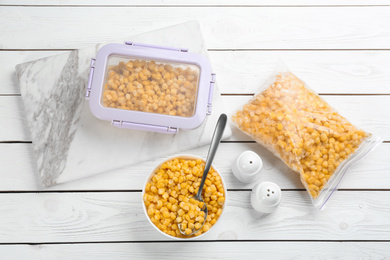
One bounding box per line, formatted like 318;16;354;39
16;21;231;187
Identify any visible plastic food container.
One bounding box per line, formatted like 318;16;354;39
86;41;215;134
142;154;227;240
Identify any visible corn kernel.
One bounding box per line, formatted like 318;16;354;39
202;224;210;232
194;222;202;230
185;228;192;235
181;222;187;230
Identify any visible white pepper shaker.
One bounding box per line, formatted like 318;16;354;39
232;151;263;183
251;182;281;213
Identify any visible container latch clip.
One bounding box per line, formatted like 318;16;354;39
112;120;178;134
207;73;216;115
85;58;96;99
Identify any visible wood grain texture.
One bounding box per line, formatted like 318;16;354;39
0;7;390;50
210;51;390;94
0;96;31;142
224;95;390;142
1;95;388;142
0;96;390;141
1;242;389;260
0;142;388;191
1;0;390;6
0;191;389;242
3;50;390;95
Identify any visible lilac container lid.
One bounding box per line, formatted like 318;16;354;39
85;42;215;134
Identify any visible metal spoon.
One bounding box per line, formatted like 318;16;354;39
178;113;227;236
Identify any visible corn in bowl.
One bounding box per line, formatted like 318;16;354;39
143;155;226;239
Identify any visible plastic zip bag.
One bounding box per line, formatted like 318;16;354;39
232;63;382;209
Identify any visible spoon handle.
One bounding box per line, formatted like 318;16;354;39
195;114;227;200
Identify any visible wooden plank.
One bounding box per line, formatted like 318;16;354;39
1;242;389;259
3;50;390;95
224;95;390;142
0;97;31;142
1;95;389;142
1;0;389;6
0;7;390;50
0;142;388;191
210;50;390;94
0;144;41;190
0;191;389;242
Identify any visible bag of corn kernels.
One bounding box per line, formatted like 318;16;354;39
231;64;382;209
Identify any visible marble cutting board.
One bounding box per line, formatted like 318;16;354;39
16;21;232;187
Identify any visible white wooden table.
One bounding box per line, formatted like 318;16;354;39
1;1;390;259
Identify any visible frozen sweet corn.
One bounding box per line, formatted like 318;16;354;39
143;158;225;238
232;72;368;199
102;59;199;117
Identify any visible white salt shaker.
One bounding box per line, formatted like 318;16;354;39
251;182;281;213
231;151;263;183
